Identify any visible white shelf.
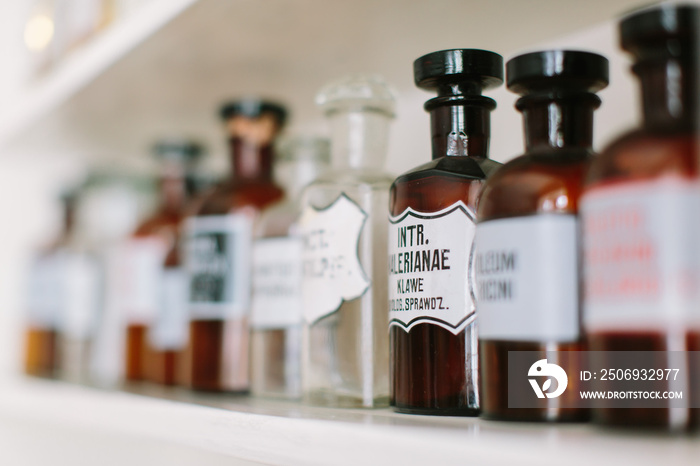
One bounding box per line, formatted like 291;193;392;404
1;376;698;466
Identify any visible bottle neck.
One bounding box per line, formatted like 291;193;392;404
328;110;391;170
230;137;274;183
637;58;698;131
157;160;189;214
518;94;598;152
428;103;492;160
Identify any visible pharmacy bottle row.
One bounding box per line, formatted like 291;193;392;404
22;4;700;432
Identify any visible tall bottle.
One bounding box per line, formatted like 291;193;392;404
581;5;699;430
300;75;395;407
389;49;502;415
250;136;330;399
23;192;77;378
121;141;203;382
477;50;608;421
185;100;286;392
145;141;206;386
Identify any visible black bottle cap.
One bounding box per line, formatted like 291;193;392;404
153;139;205;161
414;49;503;96
507;50;609;95
219;99;288;126
620;4;699;58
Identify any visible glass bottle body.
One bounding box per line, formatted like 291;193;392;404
123;210;180;382
582;130;699;430
390;157;495;414
147;243;187;386
186;179;283;392
478;148;591;422
301;169;392;407
250;199;303;399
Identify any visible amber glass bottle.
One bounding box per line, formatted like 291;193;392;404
477;50;608;422
122;141;203;382
24;192;77;377
184;100;286;392
389;49;503;415
145;143;206;386
581;5;699;431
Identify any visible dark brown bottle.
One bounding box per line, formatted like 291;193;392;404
580;5;699;430
389;49;503;415
477;51;608;422
122;141;203;382
144;142;205;386
23;192;76;377
184;100;286;392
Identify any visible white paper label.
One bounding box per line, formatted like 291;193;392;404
119;237;168;324
581;177;700;332
475;215;579;341
388;202;476;334
25;253;65;329
251;237;303;329
299;194;369;323
149;268;189;350
62;253;101;340
185;214;253;320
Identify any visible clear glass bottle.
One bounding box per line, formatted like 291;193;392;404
581;5;699;430
477;50;608;422
184;100;286;392
250;136;330;399
121;141;203;383
300;75;395;408
389;49;502;415
145;141;206;387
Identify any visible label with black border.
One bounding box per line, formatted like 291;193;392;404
299;193;370;324
388;201;475;335
185;214;253;320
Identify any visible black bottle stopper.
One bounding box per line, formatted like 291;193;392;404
414;49;504;110
219;98;288;126
507;50;609;97
620;4;699;59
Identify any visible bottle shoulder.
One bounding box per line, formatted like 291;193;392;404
394;156;500;185
586;129;698;188
478;149;593;221
389;157;499;216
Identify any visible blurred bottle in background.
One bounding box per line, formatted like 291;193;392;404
184;99;286;392
146;145;211;387
299;75;395;408
581;4;700;430
86;172;157;387
121;140;204;383
250;136;330;400
23;191;78;378
477;50;608;422
57;188;103;384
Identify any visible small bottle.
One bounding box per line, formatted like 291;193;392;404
121;141;203;383
250;136;330;399
184;100;286;392
23;192;77;378
476;50;609;421
145;142;206;387
300;75;395;408
389;49;503;415
580;5;699;430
